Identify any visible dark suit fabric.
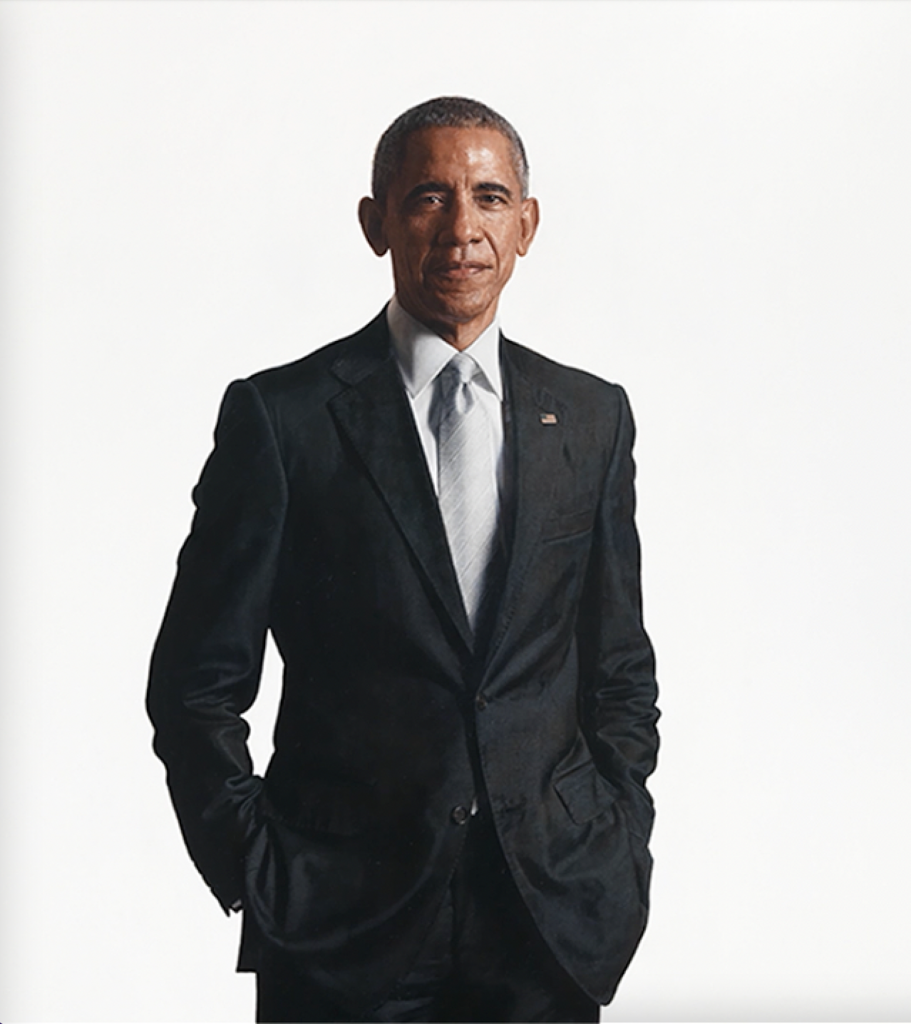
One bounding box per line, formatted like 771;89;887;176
147;311;659;1016
255;811;599;1022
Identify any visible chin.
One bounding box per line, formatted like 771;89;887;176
430;294;492;324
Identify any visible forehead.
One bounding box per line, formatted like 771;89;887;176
393;126;521;191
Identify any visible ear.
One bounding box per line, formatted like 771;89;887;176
516;197;540;257
358;197;388;256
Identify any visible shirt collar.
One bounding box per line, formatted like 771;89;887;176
387;296;503;401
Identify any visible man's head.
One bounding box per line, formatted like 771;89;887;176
359;97;539;350
370;97;530;206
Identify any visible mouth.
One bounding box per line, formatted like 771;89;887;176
428;261;490;281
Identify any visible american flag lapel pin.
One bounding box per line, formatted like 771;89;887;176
540;412;558;425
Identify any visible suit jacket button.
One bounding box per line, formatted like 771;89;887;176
475;694;488;710
451;805;470;825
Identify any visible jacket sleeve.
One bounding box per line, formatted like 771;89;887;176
146;379;287;910
578;384;660;841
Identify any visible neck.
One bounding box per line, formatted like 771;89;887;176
438;317;492;351
396;298;497;351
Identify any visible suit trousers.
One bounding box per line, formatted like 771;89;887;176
255;809;600;1023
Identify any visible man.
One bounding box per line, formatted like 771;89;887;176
148;97;659;1023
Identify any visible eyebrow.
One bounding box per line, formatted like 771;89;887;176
474;181;513;199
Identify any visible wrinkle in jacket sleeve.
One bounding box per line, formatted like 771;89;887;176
577;385;660;840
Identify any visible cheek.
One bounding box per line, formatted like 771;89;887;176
494;244;519;277
391;247;421;281
492;226;522;263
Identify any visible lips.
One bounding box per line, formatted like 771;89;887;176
429;261;490;280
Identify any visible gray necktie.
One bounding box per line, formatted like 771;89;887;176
435;352;499;630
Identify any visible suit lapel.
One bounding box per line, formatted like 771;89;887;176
326;322;567;661
485;341;566;667
328;318;474;651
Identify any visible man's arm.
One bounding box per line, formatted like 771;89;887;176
578;384;660;840
147;379;287;910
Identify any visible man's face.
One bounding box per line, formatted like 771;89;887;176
360;126;539;348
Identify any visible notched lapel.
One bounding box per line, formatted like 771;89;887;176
328;337;473;651
486;352;566;664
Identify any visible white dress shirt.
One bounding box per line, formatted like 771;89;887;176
386;297;507;509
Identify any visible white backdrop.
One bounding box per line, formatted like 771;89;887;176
3;2;911;1021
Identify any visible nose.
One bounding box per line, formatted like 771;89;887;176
440;193;482;247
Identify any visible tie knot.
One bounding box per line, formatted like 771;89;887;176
445;352;479;387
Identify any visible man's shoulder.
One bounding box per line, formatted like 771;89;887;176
502;336;627;408
230;315;629;422
244;310;389;403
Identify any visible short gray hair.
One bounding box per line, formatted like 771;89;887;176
371;96;530;205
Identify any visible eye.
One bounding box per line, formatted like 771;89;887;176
478;192;507;206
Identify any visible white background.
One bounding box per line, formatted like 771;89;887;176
2;1;911;1021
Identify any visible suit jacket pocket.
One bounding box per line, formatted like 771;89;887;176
553;757;619;825
540;505;596;543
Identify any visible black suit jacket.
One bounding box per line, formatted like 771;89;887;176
147;311;659;1012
